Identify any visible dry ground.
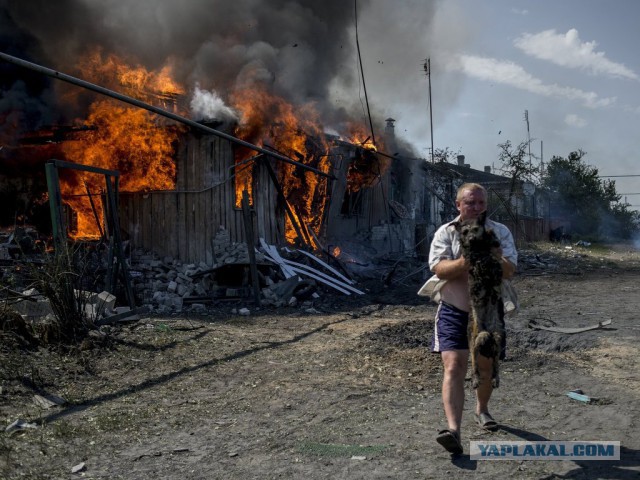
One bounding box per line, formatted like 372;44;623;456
1;242;640;479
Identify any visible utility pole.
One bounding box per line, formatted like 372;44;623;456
524;109;532;167
424;58;434;163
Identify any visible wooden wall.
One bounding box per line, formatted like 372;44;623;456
119;130;284;264
117;131;410;263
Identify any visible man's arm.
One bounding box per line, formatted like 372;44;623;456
492;246;516;280
490;222;517;280
501;257;516;279
435;254;514;279
432;256;469;280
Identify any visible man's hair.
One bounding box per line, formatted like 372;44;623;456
456;182;487;201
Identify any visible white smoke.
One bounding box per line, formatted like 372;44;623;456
190;84;238;123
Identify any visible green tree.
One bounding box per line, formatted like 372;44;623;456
432;146;460;163
542;150;634;238
497;139;540;202
606;202;639;240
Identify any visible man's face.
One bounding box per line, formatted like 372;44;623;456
456;188;487;221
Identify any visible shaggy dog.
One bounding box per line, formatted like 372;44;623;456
454;211;504;389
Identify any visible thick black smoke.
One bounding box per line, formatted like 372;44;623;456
0;1;375;132
1;0;458;160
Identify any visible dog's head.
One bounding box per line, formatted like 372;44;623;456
453;211;499;254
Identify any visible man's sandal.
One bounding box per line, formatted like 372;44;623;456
436;429;463;455
475;412;498;431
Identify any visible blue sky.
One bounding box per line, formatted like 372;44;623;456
353;0;640;209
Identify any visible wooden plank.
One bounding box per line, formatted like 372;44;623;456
130;194;140;249
188;193;197;263
131;194;139;247
228;147;240;243
204;157;213;265
284;265;353;295
222;137;230;236
212;164;221;265
210;138;219;247
142;193;152;251
176;136;186;191
120;193;128;244
158;194;166;256
259;239;361;295
161;193;169;253
149;194;161;256
94;306;150;326
206;136;216;264
242;190;261;305
146;193;155;253
253;160;265;240
187;135;196;190
195;137;207;262
268;164;280;244
277;257;364;295
191;193;198;262
177;192;186;262
196;191;205;263
295;249;355;285
118;193;129;243
164;193;177;259
194;135;200;189
259;238;296;278
261;157;309;248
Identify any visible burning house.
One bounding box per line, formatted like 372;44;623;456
0;51;424;267
0;1;549;283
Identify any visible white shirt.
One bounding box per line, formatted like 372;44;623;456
418;216;518;313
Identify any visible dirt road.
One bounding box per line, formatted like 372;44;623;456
2;243;639;479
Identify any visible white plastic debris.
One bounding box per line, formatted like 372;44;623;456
5;419;38;434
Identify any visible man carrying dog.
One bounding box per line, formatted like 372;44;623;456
419;183;517;455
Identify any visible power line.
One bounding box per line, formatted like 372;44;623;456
599;174;640;177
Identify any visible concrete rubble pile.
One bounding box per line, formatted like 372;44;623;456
1;227;365;323
127;227;363;315
9;288;121;324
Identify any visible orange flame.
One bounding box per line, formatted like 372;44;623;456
54;48;388;247
231;86;330;245
338;123;389;194
59;50;184;238
79;49;185;106
346;122;379;152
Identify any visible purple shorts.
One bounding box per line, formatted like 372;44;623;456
431;302;506;359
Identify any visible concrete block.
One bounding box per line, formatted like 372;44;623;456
95;291;117;312
14;297;53;318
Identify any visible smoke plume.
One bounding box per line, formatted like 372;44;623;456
0;0;463;155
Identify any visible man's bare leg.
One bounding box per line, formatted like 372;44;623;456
441;350;469;434
474;354;493;415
